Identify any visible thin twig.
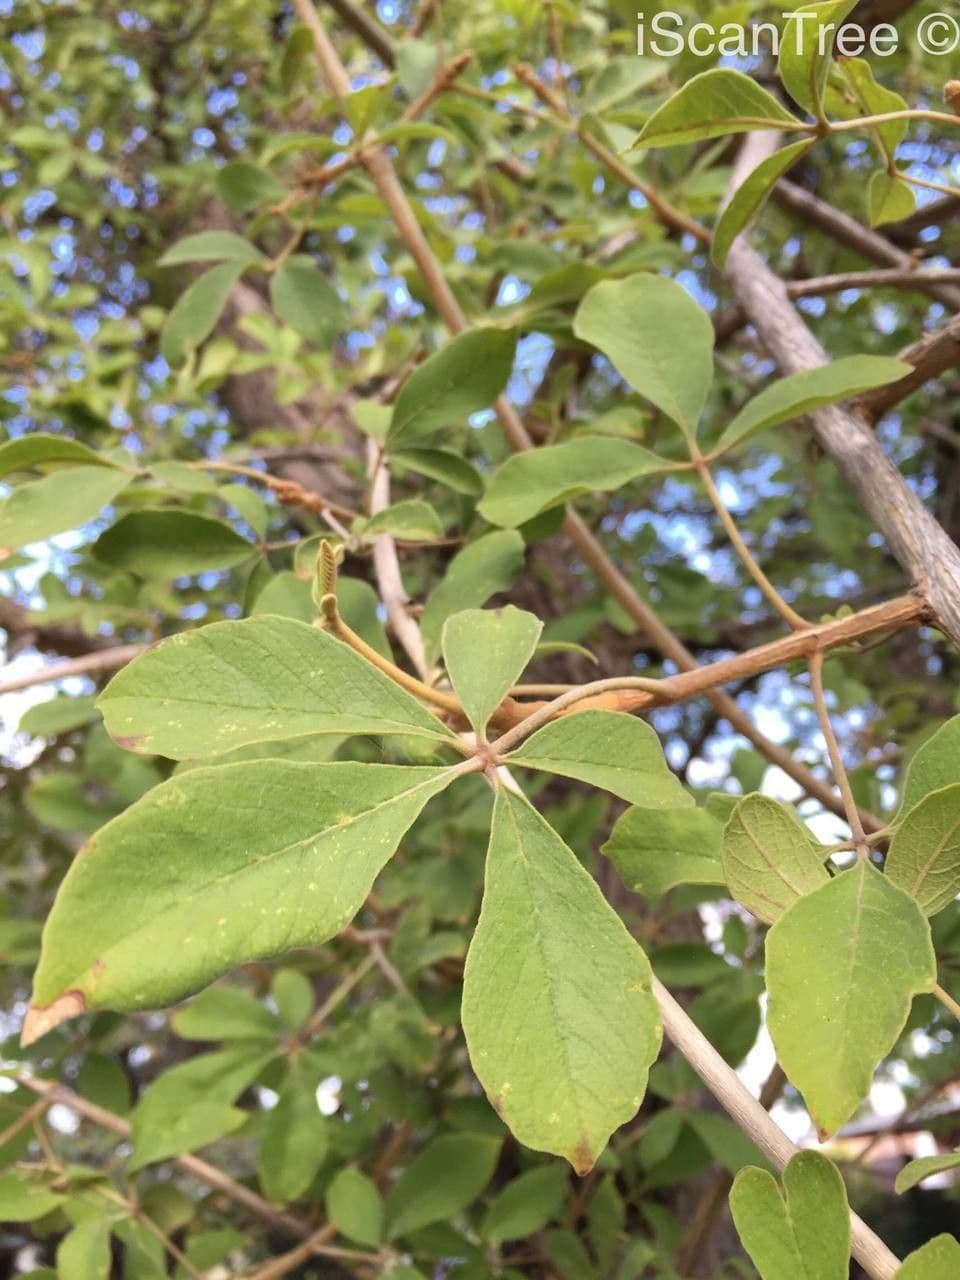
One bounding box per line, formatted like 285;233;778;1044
933;981;960;1022
695;454;808;631
0;644;147;696
809;651;869;858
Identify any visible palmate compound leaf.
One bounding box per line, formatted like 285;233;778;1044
506;710;690;808
97;615;455;758
443;606;542;737
22;761;458;1043
766;861;936;1137
722;794;829;924
462;787;661;1173
885;782;960;916
729;1150;850;1280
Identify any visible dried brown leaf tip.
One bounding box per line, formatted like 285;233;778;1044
945;81;960;116
21;991;87;1047
571;1134;597;1177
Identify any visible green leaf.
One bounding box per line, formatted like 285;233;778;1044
363;499;444;542
421;531;525;660
94;510;254;577
895;1150;960;1193
98;615;453;757
443;606;542;736
159;231;264;268
602;806;725;898
387;329;517;443
574;275;714;435
729;1150;850;1280
252;570;316;623
24;761;457;1037
686;1112;770;1176
327;1167;384;1246
172;986;279;1042
160;260;247;366
392;447;483;498
0;466;130;555
269;255;347;345
0;433;126;478
482;1164;568;1244
766;861;936;1136
271;968;313;1031
836;58;908;159
712;141;815;269
885;783;960;916
715;356;912;453
722;795;829;924
385;1134;501;1238
477;437;672;528
57;1218;112;1280
899;716;960;816
258;1060;328;1201
462;788;661;1172
130;1045;272;1170
779;2;856;116
868;173;916;228
19;695;99;737
633;69;800;149
0;1173;65;1221
216;160;286;213
507;711;690;808
895;1236;960;1278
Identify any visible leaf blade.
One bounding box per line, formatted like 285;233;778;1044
574;275;714;435
477;437;672;528
98;615;454;757
633;69;800;149
25;761;457;1037
388;329;517;444
443;607;542;737
462;788;661;1171
507;711;690;808
885;782;960;916
766;862;936;1136
722;795;829;924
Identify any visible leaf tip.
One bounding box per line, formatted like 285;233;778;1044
21;991;87;1046
570;1134;598;1177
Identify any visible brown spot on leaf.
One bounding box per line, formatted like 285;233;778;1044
570;1134;596;1176
21;991;87;1046
113;734;146;752
491;1094;505;1116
